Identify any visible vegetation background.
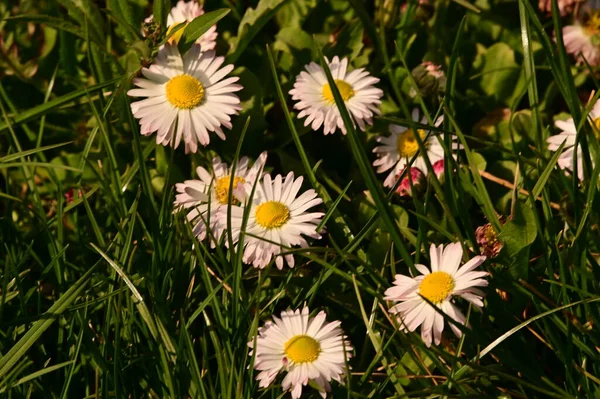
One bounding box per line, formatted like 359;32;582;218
0;0;599;397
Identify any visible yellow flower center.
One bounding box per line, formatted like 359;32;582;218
255;201;290;229
166;22;187;44
284;335;321;364
419;271;455;304
165;74;205;109
397;129;428;158
214;176;246;205
322;79;355;103
585;12;600;36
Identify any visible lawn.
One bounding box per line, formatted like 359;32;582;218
0;0;599;398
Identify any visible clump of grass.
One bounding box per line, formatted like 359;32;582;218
0;0;599;398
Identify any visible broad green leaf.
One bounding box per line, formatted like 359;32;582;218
476;42;526;106
227;0;287;64
56;0;105;44
105;3;141;43
498;199;537;257
178;9;230;54
153;0;168;30
111;0;136;29
275;27;312;51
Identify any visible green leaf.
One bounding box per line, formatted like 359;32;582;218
105;1;141;43
498;199;537;257
178;8;230;54
153;0;168;30
476;42;526;106
275;26;312;51
111;0;135;29
227;0;287;64
56;0;105;44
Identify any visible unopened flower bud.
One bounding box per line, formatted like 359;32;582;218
396;167;425;197
410;62;446;98
475;223;503;258
432;159;445;181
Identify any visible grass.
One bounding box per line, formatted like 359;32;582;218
1;0;599;398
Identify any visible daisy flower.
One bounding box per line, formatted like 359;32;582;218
174;153;267;245
384;242;488;347
546;100;600;181
539;0;579;16
226;172;323;269
373;109;450;188
289;56;383;135
249;305;352;399
562;11;600;66
128;44;242;153
145;0;218;50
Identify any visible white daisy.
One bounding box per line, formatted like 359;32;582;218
547;101;600;181
249;305;352;399
289;56;383;135
372;109;451;188
128;44;242;153
384;242;488;347
145;0;218;50
226;172;323;270
174;152;267;246
562;12;600;66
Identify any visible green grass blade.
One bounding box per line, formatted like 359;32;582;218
0;264;98;379
178;9;230;54
315;43;414;268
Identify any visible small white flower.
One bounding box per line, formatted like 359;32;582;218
561;12;600;66
373;109;451;188
145;0;218;50
249;306;352;399
128;44;242;153
174;153;266;245
547;101;600;181
384;242;488;347
289;56;383;135
226;172;323;269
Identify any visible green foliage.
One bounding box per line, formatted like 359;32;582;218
178;9;231;54
0;0;599;398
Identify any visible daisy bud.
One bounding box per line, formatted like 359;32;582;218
475;222;503;258
432;159;445;181
396;167;425;197
142;18;162;47
410;62;446;98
